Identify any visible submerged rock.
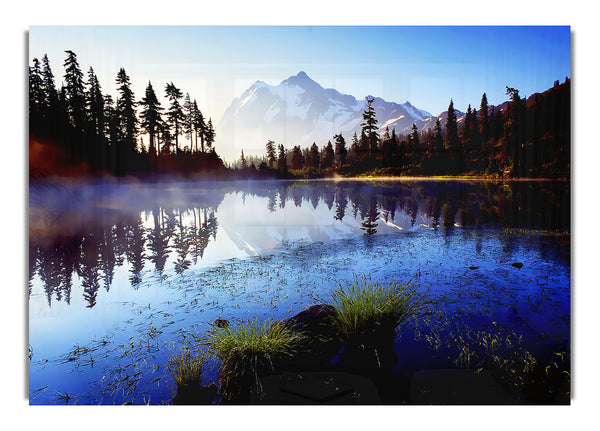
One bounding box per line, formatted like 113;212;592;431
512;262;524;269
213;319;229;328
281;304;342;370
409;369;515;405
283;304;337;333
172;383;218;405
249;371;381;404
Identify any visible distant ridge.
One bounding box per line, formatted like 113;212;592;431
217;72;437;158
217;71;519;159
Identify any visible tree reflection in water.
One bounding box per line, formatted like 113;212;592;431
360;196;379;235
29;180;569;307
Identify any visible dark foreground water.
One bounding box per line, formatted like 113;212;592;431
28;179;570;404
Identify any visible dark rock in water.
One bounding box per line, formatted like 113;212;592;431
409;369;515;405
281;304;342;370
249;371;381;404
512;262;524;269
213;319;229;328
468;266;479;270
283;304;337;331
337;328;399;373
172;383;218;405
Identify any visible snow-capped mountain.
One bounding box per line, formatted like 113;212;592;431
217;71;440;159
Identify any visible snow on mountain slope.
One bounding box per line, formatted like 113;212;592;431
217;71;451;160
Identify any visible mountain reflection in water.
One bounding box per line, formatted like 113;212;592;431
29;180;569;308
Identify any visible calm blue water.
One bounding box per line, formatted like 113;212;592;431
28;179;570;404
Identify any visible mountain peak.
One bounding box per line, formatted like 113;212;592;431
218;72;444;161
280;71;322;91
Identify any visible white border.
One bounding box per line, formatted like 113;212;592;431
4;2;597;430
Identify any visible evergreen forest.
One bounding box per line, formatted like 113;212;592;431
29;51;570;180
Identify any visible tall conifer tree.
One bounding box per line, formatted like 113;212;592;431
85;67;104;136
444;99;459;152
433;118;444;154
182;93;194;150
29;58;44;126
361;97;379;159
204;118;215;152
63;50;85;133
139;81;162;156
308;143;320;169
192;100;205;153
265;140;276;168
334;133;348;167
116;68;138;154
322;141;335;169
165;82;184;153
479;93;489;146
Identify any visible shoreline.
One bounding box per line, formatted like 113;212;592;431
29;172;571;185
304;175;570;182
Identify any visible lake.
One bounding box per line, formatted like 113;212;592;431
28;179;570;404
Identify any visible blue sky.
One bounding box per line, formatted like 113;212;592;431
29;26;570;121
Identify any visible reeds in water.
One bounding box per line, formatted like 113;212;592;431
166;348;206;389
199;320;305;401
330;276;421;341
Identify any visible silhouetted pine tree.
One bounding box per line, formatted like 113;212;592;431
265;140;276;168
63;50;86;135
39;54;61;141
479;93;489;147
29;58;44;133
85;67;104;137
182;93;194;151
115;68;138;156
192;100;205;153
322;141;335;169
41;54;59;115
204;118;215;152
409;123;419;149
240;150;247;169
350;131;360;163
445;99;460;174
334;133;348;167
103;94;119;154
308;143;320;169
433;118;444;154
361;97;379;162
165;82;184;154
84;67;106;170
277;144;287;175
290;145;304;170
505;87;526;176
139;81;163;157
445;99;459;152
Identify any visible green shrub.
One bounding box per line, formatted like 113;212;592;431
199;320;306;401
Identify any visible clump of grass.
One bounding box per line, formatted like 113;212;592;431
199;320;306;401
166;348;206;389
330;276;421;341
